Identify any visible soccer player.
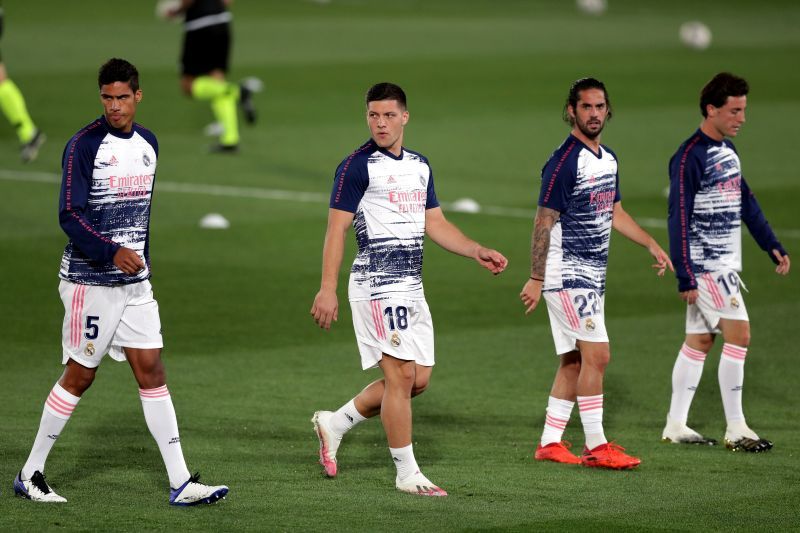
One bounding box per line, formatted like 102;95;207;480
520;77;673;469
0;2;45;162
310;82;508;496
13;58;228;505
163;0;261;152
662;72;790;451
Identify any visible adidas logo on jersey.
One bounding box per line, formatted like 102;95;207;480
388;175;397;183
108;155;119;166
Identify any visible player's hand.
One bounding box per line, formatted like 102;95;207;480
772;249;791;275
311;289;339;330
476;247;508;275
520;278;543;315
680;289;699;305
113;247;145;275
648;241;674;277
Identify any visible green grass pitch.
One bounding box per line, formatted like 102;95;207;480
1;0;799;530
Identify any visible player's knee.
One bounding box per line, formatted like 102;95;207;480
61;368;95;396
131;357;166;389
730;329;750;348
586;350;610;371
561;359;581;378
411;377;429;397
691;335;715;353
180;78;194;96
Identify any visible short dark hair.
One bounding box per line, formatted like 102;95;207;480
563;77;612;125
700;72;749;117
98;58;139;93
366;82;406;109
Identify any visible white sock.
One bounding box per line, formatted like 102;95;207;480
578;394;607;450
719;343;747;424
22;383;80;479
668;344;707;423
541;396;574;446
139;385;191;488
389;444;420;481
330;398;367;436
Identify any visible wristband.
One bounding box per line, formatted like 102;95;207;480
530;276;544;282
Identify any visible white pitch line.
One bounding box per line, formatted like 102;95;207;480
2;169;798;239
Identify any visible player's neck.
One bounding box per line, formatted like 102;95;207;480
572;128;601;153
700;121;724;142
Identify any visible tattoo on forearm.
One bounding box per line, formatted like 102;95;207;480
531;208;559;279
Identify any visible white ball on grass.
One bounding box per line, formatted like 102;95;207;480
576;0;607;15
680;21;712;50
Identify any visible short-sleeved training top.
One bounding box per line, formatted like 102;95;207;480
538;134;621;295
330;139;439;301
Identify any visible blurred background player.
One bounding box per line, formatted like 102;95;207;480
162;0;261;152
14;58;228;505
0;1;45;162
520;77;673;470
663;72;790;452
310;82;507;496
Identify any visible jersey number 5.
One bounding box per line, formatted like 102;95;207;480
85;316;100;340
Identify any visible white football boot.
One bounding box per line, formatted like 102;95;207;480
169;473;228;506
14;471;67;503
312;410;342;477
662;416;717;445
395;471;447;497
724;421;773;452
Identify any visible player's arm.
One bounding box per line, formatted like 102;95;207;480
741;178;790;275
58;138;142;274
520;206;560;315
165;0;196;18
612;201;673;276
667;146;702;303
521;148;577;315
424;207;507;274
311;209;354;330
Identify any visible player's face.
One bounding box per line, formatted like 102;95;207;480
569;88;608;141
367;99;409;156
100;81;142;133
706;95;746;139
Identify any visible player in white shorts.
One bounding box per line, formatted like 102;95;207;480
543;289;609;356
664;73;790;451
351;299;435;370
685;270;749;335
520;77;672;469
58;280;163;368
310;82;507;496
14;59;227;505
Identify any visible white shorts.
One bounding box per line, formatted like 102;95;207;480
686;270;749;334
543;289;609;355
350;298;434;370
59;279;163;368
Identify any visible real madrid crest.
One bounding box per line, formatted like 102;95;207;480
85;342;96;357
143;152;151;167
391;333;401;347
585;318;596;332
730;297;739;309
